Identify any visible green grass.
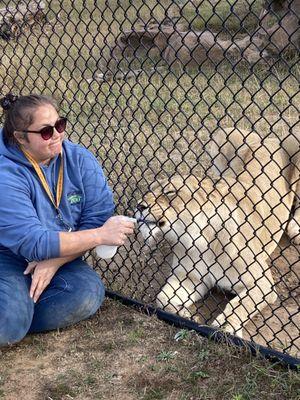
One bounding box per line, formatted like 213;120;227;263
182;0;264;32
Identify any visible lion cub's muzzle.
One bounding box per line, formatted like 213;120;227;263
135;203;166;227
135;202;167;244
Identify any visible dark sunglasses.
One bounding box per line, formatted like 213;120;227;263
21;117;67;140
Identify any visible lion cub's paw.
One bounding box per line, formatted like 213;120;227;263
211;314;226;329
287;219;300;245
193;315;203;324
162;303;181;314
211;316;243;338
178;308;193;320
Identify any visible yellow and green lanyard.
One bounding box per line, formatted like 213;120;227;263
22;150;72;231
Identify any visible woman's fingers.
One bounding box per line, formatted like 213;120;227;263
33;281;46;303
100;217;136;246
123;227;135;235
29;269;50;303
30;276;49;303
121;227;135;239
29;273;40;300
24;261;37;275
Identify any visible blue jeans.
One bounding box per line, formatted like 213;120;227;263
0;251;105;346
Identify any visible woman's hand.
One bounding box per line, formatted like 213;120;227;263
24;260;61;303
59;216;136;257
98;216;135;246
24;253;85;303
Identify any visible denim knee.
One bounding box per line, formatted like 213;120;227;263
69;270;105;321
29;264;105;333
0;298;34;346
83;273;105;317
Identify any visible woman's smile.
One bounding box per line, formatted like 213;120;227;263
49;139;62;147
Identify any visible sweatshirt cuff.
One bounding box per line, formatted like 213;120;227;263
47;231;61;259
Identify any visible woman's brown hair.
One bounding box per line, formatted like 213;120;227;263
0;94;58;145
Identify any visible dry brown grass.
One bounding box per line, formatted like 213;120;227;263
0;299;299;400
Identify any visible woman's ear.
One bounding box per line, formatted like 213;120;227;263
13;131;27;145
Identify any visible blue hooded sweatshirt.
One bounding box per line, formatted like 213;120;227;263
0;130;115;261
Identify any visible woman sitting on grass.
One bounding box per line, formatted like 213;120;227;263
0;93;135;346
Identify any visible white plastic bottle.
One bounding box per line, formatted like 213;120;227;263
96;244;119;259
96;216;136;259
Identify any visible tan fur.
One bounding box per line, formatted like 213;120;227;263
136;128;299;337
208;128;300;244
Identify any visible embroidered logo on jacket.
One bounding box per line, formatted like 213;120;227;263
68;193;82;205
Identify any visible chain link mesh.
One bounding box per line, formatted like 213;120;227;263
0;0;299;360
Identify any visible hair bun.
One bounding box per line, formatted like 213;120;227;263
0;94;18;110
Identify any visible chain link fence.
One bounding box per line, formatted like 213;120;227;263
0;0;299;365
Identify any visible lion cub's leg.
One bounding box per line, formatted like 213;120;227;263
287;208;300;245
281;134;300;245
286;183;300;245
157;269;211;319
211;264;277;338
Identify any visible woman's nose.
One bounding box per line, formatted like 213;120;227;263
52;127;62;138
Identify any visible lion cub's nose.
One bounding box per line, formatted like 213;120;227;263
136;203;148;212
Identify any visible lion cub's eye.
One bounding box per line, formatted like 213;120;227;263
158;221;166;227
164;190;177;196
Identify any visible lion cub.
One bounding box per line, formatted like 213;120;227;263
136;128;299;338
